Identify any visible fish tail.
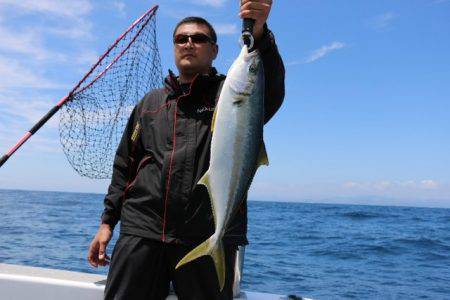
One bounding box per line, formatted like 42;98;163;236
175;237;226;291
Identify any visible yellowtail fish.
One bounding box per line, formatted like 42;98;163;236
176;45;268;291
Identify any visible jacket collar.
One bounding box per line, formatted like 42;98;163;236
163;67;224;98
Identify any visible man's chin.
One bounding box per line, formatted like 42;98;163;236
178;65;201;76
179;60;198;68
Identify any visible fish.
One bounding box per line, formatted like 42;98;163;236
175;45;268;291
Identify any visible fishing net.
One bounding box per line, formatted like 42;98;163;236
59;6;162;179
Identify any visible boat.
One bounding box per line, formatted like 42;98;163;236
0;262;310;299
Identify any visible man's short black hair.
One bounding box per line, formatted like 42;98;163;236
173;16;217;44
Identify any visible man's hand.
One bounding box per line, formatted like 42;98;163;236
239;0;272;42
87;223;112;268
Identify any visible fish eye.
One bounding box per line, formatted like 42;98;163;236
248;63;258;74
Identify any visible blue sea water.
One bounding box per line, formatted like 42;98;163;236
0;189;449;299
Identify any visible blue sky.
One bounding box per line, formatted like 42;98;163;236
0;0;449;208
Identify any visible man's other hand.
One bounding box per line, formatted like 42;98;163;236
87;223;112;268
239;0;273;42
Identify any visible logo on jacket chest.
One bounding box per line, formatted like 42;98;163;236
196;106;215;114
195;95;218;115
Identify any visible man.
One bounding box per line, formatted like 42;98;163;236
87;0;284;299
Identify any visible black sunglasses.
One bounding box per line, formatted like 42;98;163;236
173;33;214;45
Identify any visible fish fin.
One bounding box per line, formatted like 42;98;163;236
198;171;217;225
175;237;226;291
257;141;269;167
198;171;210;187
175;237;211;270
211;107;218;132
212;240;226;291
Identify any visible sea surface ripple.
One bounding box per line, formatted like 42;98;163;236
1;189;449;299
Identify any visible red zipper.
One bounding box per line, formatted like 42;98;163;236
161;74;198;242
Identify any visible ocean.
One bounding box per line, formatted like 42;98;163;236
0;189;449;299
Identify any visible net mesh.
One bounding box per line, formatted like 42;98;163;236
59;7;162;179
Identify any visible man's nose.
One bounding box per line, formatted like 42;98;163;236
184;37;194;48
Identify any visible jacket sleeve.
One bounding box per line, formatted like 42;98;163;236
100;105;140;230
255;23;286;123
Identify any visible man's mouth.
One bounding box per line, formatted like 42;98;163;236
182;54;195;58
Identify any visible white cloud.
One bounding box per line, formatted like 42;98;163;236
0;56;64;89
0;91;61;157
343;181;360;189
343;179;440;192
369;11;396;30
0;24;49;60
214;23;238;35
159;4;203;20
420;179;439;189
193;0;227;7
248;178;450;207
300;41;346;64
0;0;93;42
374;180;393;191
0;127;62;158
43;19;93;39
23;135;62;154
113;1;126;18
0;90;61;127
0;24;71;62
75;50;100;68
0;0;92;19
0;0;96;89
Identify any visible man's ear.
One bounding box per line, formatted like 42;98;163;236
212;44;219;60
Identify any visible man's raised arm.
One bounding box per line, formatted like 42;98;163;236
240;0;285;123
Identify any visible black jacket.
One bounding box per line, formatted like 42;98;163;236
101;26;285;245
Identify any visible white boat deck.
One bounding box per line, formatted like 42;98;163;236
0;263;302;300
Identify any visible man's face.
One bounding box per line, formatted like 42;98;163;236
173;23;218;77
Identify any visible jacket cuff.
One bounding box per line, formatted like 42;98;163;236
255;23;276;53
101;211;118;230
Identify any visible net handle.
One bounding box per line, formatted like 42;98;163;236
0;4;159;169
